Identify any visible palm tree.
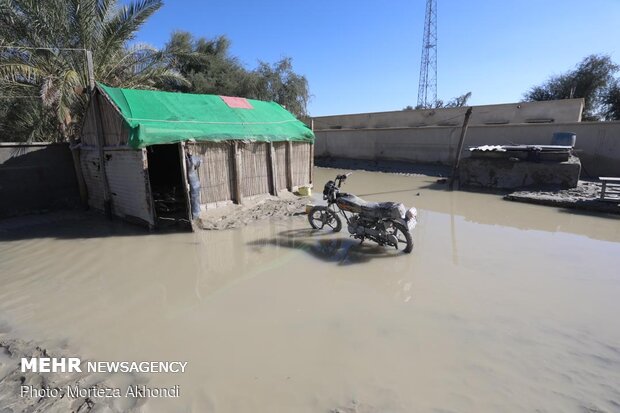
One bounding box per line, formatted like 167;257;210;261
0;0;187;142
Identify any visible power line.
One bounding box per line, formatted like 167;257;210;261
0;46;86;52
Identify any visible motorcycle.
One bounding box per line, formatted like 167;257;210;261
307;173;418;253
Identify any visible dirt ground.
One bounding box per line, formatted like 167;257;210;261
506;180;620;215
197;193;309;230
0;333;144;413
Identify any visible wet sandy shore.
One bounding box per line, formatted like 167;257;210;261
1;168;619;412
507;180;620;215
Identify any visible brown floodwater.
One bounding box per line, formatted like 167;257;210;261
1;167;620;412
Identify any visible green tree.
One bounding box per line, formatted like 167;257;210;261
442;91;472;108
164;31;252;97
253;58;309;118
406;91;472;110
601;80;620;121
0;0;186;142
164;31;310;118
524;54;619;121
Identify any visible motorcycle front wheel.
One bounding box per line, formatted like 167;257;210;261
390;221;413;253
307;206;342;232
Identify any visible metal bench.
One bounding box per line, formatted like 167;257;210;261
599;177;620;202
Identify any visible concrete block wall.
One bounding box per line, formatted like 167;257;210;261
312;99;584;130
0;143;79;217
314;121;620;177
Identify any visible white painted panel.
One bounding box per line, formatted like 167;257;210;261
104;149;154;226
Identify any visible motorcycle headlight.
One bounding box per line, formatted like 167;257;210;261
405;207;417;221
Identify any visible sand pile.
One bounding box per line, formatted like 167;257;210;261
198;194;308;230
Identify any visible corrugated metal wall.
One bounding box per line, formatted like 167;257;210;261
240;142;270;197
105;149;154;225
80;149;105;209
80;148;154;226
99;94;128;146
82;94;129;147
189;142;235;203
81;102;98;146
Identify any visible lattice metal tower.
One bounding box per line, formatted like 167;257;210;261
417;0;437;108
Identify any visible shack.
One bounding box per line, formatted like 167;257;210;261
80;84;314;228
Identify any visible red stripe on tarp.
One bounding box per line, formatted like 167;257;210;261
220;96;253;109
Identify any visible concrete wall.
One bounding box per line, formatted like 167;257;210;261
0;143;79;217
314;121;620;177
460;156;581;189
313;99;584;130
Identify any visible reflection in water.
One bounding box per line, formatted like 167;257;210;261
450;190;459;266
248;227;411;266
0;168;618;413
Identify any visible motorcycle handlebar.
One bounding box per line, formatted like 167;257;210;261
334;172;352;189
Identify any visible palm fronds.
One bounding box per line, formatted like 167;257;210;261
0;0;180;142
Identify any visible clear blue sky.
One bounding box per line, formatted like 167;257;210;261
134;0;620;116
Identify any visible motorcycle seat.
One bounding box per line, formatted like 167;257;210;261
337;193;406;219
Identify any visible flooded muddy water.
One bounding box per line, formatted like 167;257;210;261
1;167;620;412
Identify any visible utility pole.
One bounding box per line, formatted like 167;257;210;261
86;50;112;217
417;0;438;108
449;107;473;190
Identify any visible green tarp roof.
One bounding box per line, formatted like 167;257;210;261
97;83;314;149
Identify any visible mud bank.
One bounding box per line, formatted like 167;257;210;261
198;195;308;230
506;181;620;215
0;333;144;413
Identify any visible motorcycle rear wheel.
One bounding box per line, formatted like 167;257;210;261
390;221;413;253
308;206;342;232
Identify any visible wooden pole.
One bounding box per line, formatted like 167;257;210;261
309;118;315;186
309;143;314;185
232;141;242;204
286;141;293;191
178;142;195;230
87;50;112;217
267;142;278;196
67;51;93;207
449;107;473;190
68;134;89;207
